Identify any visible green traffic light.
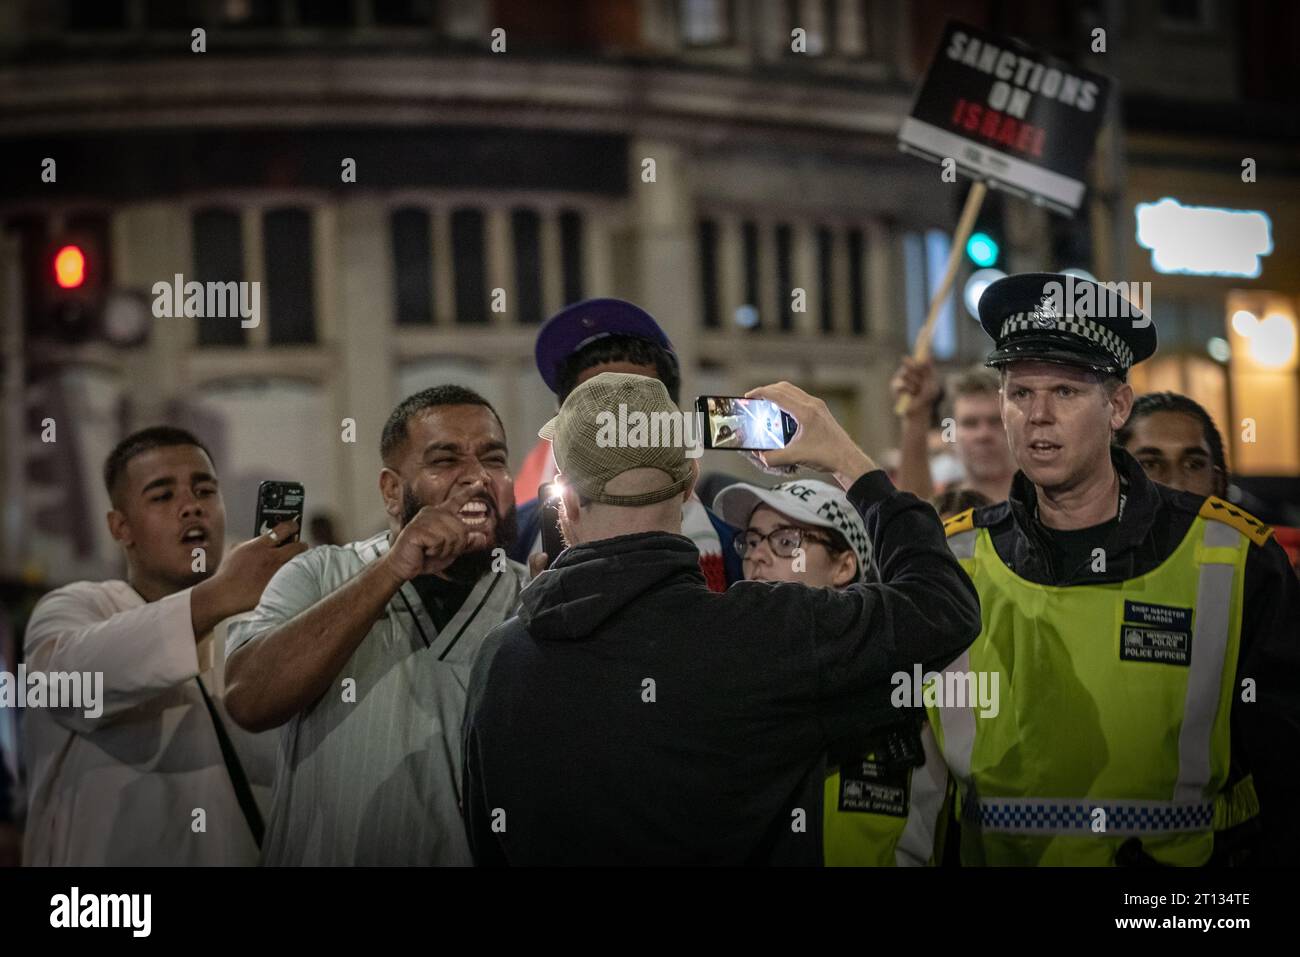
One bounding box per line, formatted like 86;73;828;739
966;232;999;267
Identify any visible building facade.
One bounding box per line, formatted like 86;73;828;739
1;0;1295;585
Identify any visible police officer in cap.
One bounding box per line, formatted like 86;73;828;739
928;272;1300;866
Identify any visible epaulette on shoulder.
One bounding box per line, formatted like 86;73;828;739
942;502;1008;537
1199;496;1274;547
943;508;975;537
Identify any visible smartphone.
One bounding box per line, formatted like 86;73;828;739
254;480;305;540
537;482;565;566
695;396;798;451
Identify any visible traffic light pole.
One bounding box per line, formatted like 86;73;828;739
894;180;988;416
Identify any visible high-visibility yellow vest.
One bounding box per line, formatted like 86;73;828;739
928;497;1264;866
822;726;948;866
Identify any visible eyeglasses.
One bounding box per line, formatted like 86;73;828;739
735;526;833;559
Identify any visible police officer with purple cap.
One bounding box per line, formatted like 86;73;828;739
512;298;742;590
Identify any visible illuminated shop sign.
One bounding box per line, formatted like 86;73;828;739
1135;198;1272;278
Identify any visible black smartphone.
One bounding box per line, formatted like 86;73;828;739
254;480;304;540
537;482;565;566
695;396;798;451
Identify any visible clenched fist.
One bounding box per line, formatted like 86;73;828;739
382;481;491;583
890;357;941;421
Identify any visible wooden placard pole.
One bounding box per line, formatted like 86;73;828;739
894;180;989;417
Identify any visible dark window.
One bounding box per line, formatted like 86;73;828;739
220;0;279;28
817;227;834;333
295;0;353;27
391;207;433;326
698;219;720;329
67;0;128;30
680;0;731;46
451;208;487;324
263;208;317;344
775;223;793;332
559;209;584;304
494;0;639;52
193;209;247;347
848;227;865;335
742;219;760;330
785;0;833;55
512;208;543;325
373;0;436;25
1160;0;1205;23
146;0;205;30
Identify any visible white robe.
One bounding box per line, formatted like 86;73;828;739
21;581;272;866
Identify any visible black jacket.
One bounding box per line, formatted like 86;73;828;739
462;471;980;865
968;448;1300;864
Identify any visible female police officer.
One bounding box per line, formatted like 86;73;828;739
713;479;949;866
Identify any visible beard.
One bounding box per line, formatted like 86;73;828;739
400;483;519;584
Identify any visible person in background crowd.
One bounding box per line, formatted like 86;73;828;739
931;487;992;521
1116;392;1228;499
509;298;742;589
712;478;949;866
224;386;526;865
463;373;979;865
22;427;305;865
1118;392;1300;576
932;273;1300;866
891;361;1016;505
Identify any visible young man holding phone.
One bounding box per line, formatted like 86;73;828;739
22;426;305;865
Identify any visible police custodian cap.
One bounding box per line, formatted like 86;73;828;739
979;272;1157;378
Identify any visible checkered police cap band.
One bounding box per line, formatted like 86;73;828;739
773;481;871;578
1000;312;1134;370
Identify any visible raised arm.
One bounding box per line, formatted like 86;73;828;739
224;481;490;732
889;357;942;501
24;522;305;732
745;381;980;738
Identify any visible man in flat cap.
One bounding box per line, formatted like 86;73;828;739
463;373;980;865
511;298;742;590
928;272;1300;866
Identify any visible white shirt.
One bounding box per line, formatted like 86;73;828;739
21;581;271;866
226;533;527;866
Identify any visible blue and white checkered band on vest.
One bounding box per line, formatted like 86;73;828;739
999;311;1134;370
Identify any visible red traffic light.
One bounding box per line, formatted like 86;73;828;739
54;245;86;289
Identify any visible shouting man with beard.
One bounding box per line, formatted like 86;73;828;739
225;385;525;865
